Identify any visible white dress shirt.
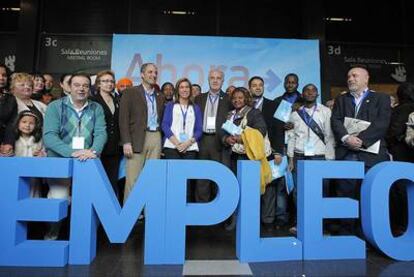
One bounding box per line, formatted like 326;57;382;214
287;103;335;159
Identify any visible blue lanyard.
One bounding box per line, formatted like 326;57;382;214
352;90;370;117
145;92;156;115
208;93;219;106
254;97;263;109
231;111;241;121
179;104;188;130
77;119;82;136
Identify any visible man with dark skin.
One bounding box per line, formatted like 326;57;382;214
286;84;335;234
262;73;303;229
161;82;174;103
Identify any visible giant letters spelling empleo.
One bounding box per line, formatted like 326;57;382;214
1;158;413;266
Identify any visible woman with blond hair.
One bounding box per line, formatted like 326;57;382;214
11;72;47;123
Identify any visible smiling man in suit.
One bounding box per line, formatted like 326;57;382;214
194;69;231;202
331;65;391;235
119;63;165;204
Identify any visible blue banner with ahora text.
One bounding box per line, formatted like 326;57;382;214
111;34;321;100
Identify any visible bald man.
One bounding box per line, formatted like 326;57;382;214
331;66;391;235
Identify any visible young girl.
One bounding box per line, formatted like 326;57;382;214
14;111;46;197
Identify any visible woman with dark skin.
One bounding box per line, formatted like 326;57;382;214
220;87;268;230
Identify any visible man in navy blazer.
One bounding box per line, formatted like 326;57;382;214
331;65;391;234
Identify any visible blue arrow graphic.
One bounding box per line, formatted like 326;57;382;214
264;69;281;92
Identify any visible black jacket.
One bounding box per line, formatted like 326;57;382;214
386;102;414;161
91;93;120;156
262;91;302;155
331;91;391;167
195;90;231;150
0;92;17;145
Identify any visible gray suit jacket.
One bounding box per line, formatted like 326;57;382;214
195;90;230;150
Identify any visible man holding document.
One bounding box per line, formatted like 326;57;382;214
331;65;391;235
263;73;303;230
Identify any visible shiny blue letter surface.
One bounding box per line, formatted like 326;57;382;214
0;158;72;267
236;160;302;262
163;160;239;264
298;160;366;260
361;162;414;261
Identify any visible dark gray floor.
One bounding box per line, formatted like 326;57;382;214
1;223;413;276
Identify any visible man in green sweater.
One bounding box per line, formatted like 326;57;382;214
43;72;107;240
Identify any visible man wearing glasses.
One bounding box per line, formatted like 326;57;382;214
43;72;107;240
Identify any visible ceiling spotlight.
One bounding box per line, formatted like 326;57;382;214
325;17;352;22
163;10;196;16
1;7;21;11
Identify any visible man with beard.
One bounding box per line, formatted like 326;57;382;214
249;76;283;231
286;84;335;234
331;65;391;235
161;82;174;104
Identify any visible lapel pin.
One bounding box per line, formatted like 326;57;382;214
366;100;370;103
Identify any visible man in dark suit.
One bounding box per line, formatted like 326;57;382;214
262;73;303;230
194;69;230;202
331;65;391;234
249;76;280;231
119;63;165;204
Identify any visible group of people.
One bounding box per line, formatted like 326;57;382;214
1;61;413;240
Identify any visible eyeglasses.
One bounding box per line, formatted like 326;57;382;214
72;83;90;89
100;79;115;84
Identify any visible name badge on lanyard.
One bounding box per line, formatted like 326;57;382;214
302;105;317;156
207;116;216;130
304;140;315;156
72;137;85;150
72;119;85;149
353;90;370;117
146;92;157;130
207;94;218;130
179;104;189;142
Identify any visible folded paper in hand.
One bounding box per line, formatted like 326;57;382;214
268;156;294;194
344;117;380;154
222;120;242;136
268;156;288;180
273;100;293;122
